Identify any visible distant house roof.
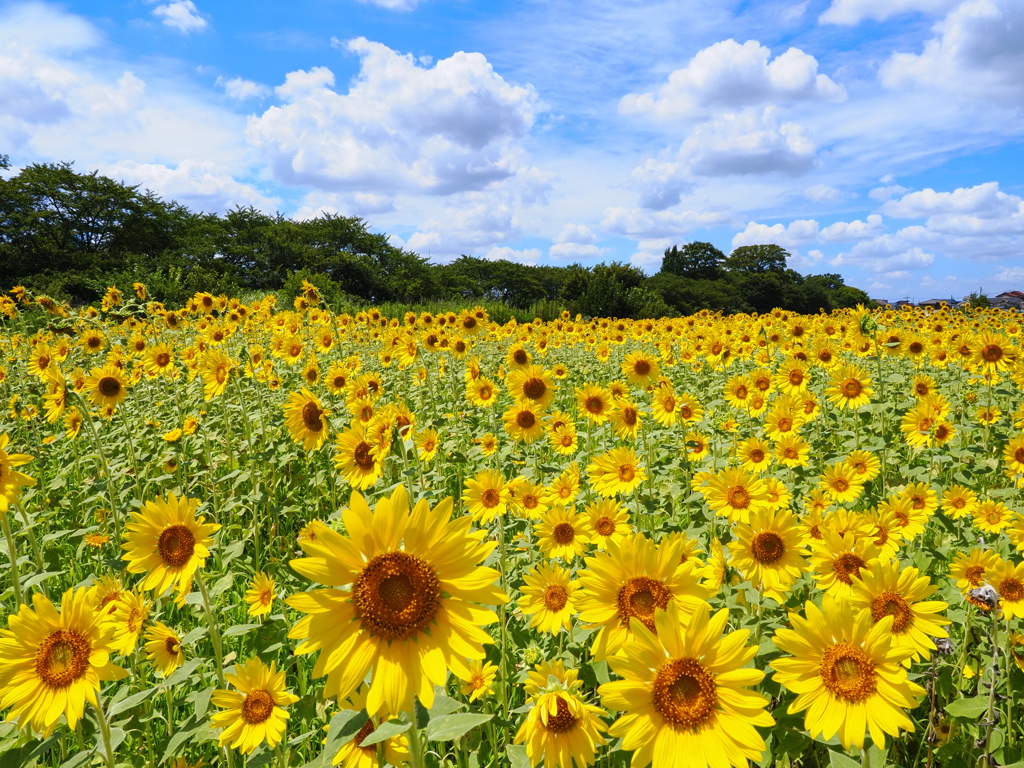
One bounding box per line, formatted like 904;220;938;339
994;291;1024;300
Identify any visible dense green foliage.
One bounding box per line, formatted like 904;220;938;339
1;162;870;316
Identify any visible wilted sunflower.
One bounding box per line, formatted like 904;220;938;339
576;533;710;660
518;561;580;634
144;622;184;677
771;595;925;750
0;588;127;735
848;559;950;663
599;601;773;768
211;657;299;755
587;447;646;498
122;492;220;600
286;487;507;716
283;387;331;451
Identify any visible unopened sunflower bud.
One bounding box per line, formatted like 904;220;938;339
934;637;954;656
968;584;999;610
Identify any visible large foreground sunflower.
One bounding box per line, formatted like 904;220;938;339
0;588;127;735
287;486;507;716
122;492;221;599
599;601;773;768
771;595;925;750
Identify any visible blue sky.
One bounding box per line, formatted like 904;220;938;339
2;0;1023;301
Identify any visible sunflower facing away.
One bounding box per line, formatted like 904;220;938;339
599;601;774;768
122;492;221;600
771;595;925;750
287;486;507;717
211;657;299;755
0;588;127;735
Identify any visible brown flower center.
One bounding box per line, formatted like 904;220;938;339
652;658;717;729
164;636;180;655
617;576;671;630
156;352;171;367
158;525;196;567
820;643;877;702
522;378;546;400
353;551;442;641
301;402;323;431
751;532;785;564
981;344;1003;362
842;379;862;398
35;630;91;689
965;565;986;586
618;464;636;482
595;517;615;536
727;486;751;509
353;441;375;470
544;696;578;734
481;488;501;508
832;552;867;585
552;522;576;545
98;376;121;398
516;410;536;429
242;690;275;724
543;585;568;612
513;350;529;365
585;396;604;415
870;590;913;633
1001;577;1024;603
789;370;803;386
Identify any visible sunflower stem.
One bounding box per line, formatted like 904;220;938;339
92;694;117;768
980;607;1001;768
495;513;511;748
1;511;24;604
75;391;123;544
408;708;426;768
196;571;228;688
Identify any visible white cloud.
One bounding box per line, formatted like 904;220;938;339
619;39;844;120
217;76;270;100
995;266;1024;283
405;198;522;260
101;159;278;213
868;184;909;201
820;0;958;25
676;107;817;177
292;191;397;220
882;182;1020;218
803;184;842;202
355;0;423;9
602;207;732;239
732;219;821;249
549;242;606;260
880;0;1024;103
247;38;540;197
833;240;936;273
152;1;208;34
484;246;541;265
630;238;674;271
630;158;693;210
821;214;886;241
553;224;597;244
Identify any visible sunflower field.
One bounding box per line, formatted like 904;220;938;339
1;283;1024;768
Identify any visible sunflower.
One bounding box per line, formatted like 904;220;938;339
731;509;807;601
900;481;939;516
775;359;810;394
110;590;149;655
723;373;754;411
599;601;773;768
939;485;978;521
507;344;532;369
736;436;772;474
975;329;1015;373
771;595;925;750
575;533;710;660
650;384;679;426
587;447;647;498
144;622;184;677
700;467;770;524
211;657;299;755
548;423;579;456
608;400;643;440
973;499;1013;534
676;393;703;423
514;683;607;768
503;402;546;444
844;450;881;484
122;492;220;599
142;343;176;378
463;469;510;523
84;364;128;408
509;477;548;520
682;431;710;463
414;427;440;462
283;387;331;451
245;572;276;617
990;559;1024;619
818;462;865;505
0;587;127;735
286;487;506;716
458;659;498;702
535;506;591;561
825;363;873;410
585;499;631;549
507;365;557;410
774;433;810;468
809;530;880;598
622;351;659;387
576;384;612;423
518;561;580;634
334;423;384;490
848;560;950;664
545;464;581;506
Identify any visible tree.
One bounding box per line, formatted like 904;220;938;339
725;244;790;274
661;241;725;280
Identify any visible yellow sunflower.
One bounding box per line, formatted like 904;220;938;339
144;622;184;677
599;601;773;768
585;499;631;549
700;467;770;524
586;447;647;497
122;492;220;599
514;684;607;768
503;402;546;444
731;508;808;601
330;686;411;768
283;387;331;451
333;423;384;490
771;595;926;750
110;589;149;655
535;505;592;561
576;384;612;423
211;657;299;755
575;533;710;660
518;561;580;634
83;364;128;408
622;351;659;387
245;572;276;617
507;364;557;409
463;469;510;523
825;363;873;410
286;487;507;716
809;529;880;598
990;559;1024;620
0;587;127;735
466;376;500;408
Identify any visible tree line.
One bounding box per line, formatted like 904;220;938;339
0;160;870;317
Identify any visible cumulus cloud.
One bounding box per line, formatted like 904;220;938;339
630;159;693;210
217;77;270;100
833;238;936;273
819;0;958;25
803;184;842;202
152;0;208;33
554;223;597;244
101;159;278;213
868;184;909;202
484;246;541;265
602;207;732;240
821;214;886;241
549;242;606;260
880;0;1024;103
882;182;1021;219
247;38;540;197
404;198;522;260
619;39;844;120
732;219;821;249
